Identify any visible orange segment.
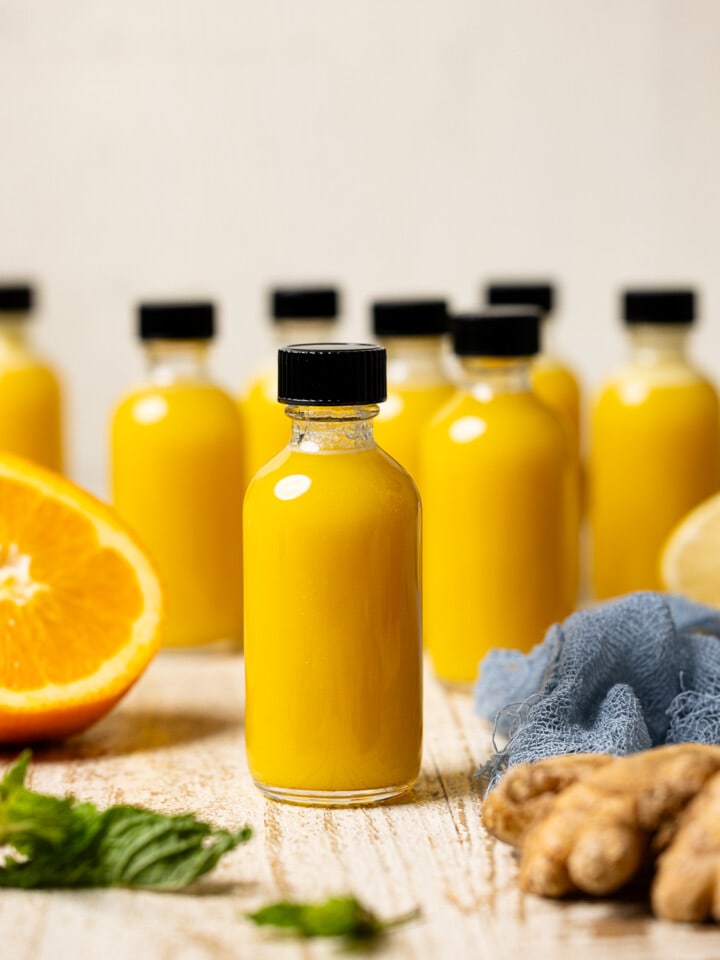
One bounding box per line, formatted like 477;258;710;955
0;453;164;742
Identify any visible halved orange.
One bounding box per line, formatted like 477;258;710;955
660;491;720;607
0;453;164;742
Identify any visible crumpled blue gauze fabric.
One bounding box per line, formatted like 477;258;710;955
475;591;720;791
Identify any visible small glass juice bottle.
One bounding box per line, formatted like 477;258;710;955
421;308;575;686
239;287;339;487
244;343;422;805
590;289;720;598
0;284;63;471
371;298;454;486
111;302;244;647
485;282;581;455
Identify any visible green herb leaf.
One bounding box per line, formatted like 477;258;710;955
0;751;252;889
247;895;419;946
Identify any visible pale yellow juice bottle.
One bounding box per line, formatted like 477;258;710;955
421;308;576;686
371;298;454;486
111;302;244;647
244;343;422;805
239;287;339;487
0;284;63;471
590;289;720;598
485;282;581;457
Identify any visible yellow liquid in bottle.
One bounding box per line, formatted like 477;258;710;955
590;357;720;598
0;325;62;472
111;381;244;647
244;436;422;803
422;374;574;685
239;367;290;486
531;356;581;456
374;383;455;482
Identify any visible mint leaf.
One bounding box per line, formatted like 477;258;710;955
0;752;251;889
247;895;419;946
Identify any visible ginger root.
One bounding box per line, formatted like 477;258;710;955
652;768;720;922
482;753;612;847
482;744;720;921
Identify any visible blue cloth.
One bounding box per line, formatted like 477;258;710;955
475;592;720;790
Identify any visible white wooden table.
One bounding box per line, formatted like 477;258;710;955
3;651;720;960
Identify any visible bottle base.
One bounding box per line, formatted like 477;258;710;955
253;780;415;807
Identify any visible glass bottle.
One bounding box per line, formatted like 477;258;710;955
111;302;244;647
0;284;63;472
239;287;339;487
421;308;576;687
590;289;720;598
244;343;422;806
485;282;581;457
371;299;454;487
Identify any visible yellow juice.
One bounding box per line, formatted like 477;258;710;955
239;365;290;485
244;417;422;800
239;301;339;486
422;361;574;685
375;382;454;481
531;355;581;456
590;360;720;598
0;322;62;472
112;377;244;647
371;307;452;484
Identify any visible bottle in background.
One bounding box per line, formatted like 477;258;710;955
239;287;339;486
485;281;582;599
244;343;422;805
421;308;576;687
0;284;63;472
590;289;720;599
371;299;454;487
485;282;581;455
111;302;244;648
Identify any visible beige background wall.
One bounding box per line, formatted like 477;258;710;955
0;0;718;493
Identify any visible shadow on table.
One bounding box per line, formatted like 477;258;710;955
385;767;485;807
0;707;241;762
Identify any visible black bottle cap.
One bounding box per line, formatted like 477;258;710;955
0;285;34;314
271;287;339;321
486;282;554;314
452;308;541;357
138;302;215;340
372;299;448;337
278;343;387;406
622;289;695;325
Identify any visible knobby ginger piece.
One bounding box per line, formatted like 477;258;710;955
484;744;720;905
652;768;720;922
482;753;612;847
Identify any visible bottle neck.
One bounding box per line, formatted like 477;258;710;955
380;335;449;387
285;405;378;452
457;356;533;399
143;340;210;385
0;318;31;359
273;319;337;349
626;324;690;366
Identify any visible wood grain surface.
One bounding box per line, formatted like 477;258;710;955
2;651;720;960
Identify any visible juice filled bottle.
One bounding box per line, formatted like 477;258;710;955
0;284;63;471
111;302;244;647
239;287;339;486
244;343;422;805
590;289;720;598
421;308;575;686
371;299;454;485
485;282;581;455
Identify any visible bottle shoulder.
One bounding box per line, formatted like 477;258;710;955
246;442;418;501
112;380;243;430
422;387;568;459
532;356;581;392
595;361;718;411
